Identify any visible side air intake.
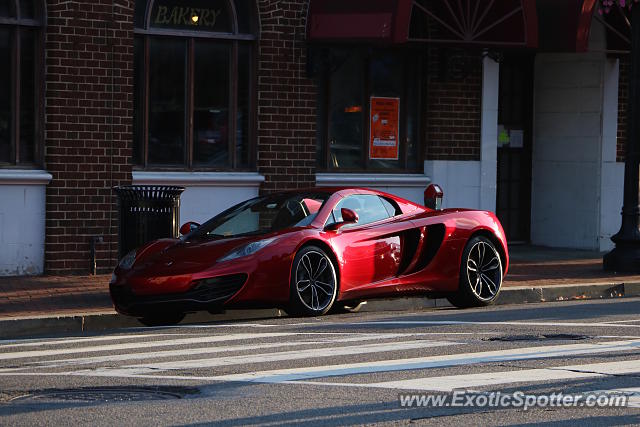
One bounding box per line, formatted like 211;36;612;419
413;224;446;272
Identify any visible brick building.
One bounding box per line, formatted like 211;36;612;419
0;0;632;276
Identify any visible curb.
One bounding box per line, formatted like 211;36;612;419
1;282;639;339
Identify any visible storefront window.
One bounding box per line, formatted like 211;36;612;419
134;0;257;170
327;52;365;169
315;48;423;172
0;1;43;166
148;38;186;165
193;41;229;166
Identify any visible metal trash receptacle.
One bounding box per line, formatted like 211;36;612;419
114;185;185;259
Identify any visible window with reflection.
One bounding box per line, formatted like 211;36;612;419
314;48;423;172
134;0;257;170
0;0;43;166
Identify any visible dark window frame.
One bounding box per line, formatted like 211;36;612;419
133;0;258;171
314;46;426;173
0;0;45;168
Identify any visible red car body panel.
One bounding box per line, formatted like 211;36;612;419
110;187;508;316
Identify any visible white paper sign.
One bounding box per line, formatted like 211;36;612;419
510;129;524;148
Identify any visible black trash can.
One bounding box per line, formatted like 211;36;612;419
114;185;185;259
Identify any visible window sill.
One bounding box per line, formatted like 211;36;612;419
0;169;52;185
316;173;430;187
132;171;265;187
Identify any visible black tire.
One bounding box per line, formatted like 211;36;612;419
286;245;338;316
447;236;503;308
330;300;365;314
138;311;185;327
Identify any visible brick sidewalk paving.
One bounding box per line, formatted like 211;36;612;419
1;246;639;319
0;275;113;319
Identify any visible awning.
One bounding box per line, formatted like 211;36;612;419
537;0;630;53
307;0;538;48
307;0;413;44
536;0;596;52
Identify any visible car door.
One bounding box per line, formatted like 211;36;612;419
327;194;404;290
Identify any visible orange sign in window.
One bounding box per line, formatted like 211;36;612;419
369;97;399;160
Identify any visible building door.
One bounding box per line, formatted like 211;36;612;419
497;54;534;243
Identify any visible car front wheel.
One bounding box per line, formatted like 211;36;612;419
447;236;503;308
287;245;338;316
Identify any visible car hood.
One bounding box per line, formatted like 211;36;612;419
131;235;258;276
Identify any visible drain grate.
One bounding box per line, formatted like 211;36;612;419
12;386;199;403
485;334;591;342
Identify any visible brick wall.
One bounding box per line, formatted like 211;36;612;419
256;0;317;193
44;0;133;274
617;54;629;162
424;48;482;161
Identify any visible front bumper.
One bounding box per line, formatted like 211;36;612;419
110;273;248;317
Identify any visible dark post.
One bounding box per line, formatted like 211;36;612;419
604;5;640;272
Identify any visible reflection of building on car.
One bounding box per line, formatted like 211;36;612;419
110;187;509;326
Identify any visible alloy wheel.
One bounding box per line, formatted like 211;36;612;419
295;250;337;312
465;240;502;301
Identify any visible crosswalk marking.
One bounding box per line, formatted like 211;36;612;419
0;333;297;361
28;333;435;368
345;320;640;329
1;332;417;361
323;359;640;391
589;387;640;408
1;327;639;403
168;340;640;384
81;340;458;377
128;320;640;329
0;334;185;348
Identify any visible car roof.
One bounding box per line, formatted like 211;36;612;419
268;187;422;209
271;186;386;196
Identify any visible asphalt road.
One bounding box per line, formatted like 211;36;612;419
1;298;640;426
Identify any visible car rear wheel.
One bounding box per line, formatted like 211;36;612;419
447;236;503;308
287;246;338;316
138;311;185;327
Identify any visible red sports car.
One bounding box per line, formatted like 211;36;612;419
110;187;508;325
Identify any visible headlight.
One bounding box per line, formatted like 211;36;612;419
218;238;276;262
118;249;137;269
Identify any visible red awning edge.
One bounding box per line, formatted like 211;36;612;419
307;0;413;44
308;0;539;49
576;0;597;52
522;0;539;49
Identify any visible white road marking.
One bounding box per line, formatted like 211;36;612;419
140;323;283;329
122;319;640;330
29;333;430;368
331;359;640;391
588;387;640;408
120;339;640;384
347;320;640;329
0;334;190;349
597;319;640;323
0;333;297;361
81;340;458;377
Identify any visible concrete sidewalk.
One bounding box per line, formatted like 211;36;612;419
1;245;640;337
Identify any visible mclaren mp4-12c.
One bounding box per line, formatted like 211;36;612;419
110;187;508;325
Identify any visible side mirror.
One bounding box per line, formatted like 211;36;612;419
341;208;359;224
324;208;359;231
179;221;200;236
424;184;444;210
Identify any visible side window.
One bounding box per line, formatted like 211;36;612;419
331;195;391;226
379;197;401;217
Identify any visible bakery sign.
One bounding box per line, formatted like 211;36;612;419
151;0;231;32
369;97;400;160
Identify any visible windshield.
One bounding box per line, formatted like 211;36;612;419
189;192;330;239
